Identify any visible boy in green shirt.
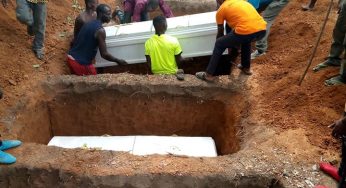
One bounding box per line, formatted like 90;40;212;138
145;16;184;80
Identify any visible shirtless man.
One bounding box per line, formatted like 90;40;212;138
67;4;128;76
73;0;99;40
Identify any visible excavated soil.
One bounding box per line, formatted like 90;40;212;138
0;0;345;187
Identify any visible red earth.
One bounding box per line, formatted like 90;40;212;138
0;0;345;186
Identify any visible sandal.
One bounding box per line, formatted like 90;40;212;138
325;76;346;86
0;150;16;164
301;4;314;11
313;60;341;72
0;140;22;151
195;72;215;82
33;50;44;60
237;64;252;75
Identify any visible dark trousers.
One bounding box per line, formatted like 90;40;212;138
16;0;47;51
207;30;266;75
225;24;239;61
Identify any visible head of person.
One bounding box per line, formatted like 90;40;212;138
85;0;99;11
96;4;112;23
147;0;159;12
153;15;167;34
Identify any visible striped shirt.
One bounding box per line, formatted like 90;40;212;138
27;0;48;3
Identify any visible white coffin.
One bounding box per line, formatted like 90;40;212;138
132;136;217;157
95;11;217;67
48;136;217;157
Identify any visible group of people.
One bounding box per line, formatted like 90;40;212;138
67;0;182;78
68;0;289;81
1;0;343;85
0;0;342;81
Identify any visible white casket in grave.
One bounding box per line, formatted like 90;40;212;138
95;11;217;67
48;136;218;157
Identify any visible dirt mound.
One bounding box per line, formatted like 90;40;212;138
0;0;345;185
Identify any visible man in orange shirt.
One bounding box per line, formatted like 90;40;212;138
196;0;266;81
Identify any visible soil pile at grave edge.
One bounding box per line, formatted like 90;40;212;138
0;0;344;161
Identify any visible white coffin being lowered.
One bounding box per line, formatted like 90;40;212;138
95;11;217;67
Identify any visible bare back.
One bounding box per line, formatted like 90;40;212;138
74;11;97;39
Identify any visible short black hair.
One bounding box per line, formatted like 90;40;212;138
96;4;110;16
153;15;166;30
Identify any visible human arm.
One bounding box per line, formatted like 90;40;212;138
71;16;84;47
173;39;184;68
73;16;84;39
216;8;225;39
159;0;174;18
2;0;8;7
144;40;152;72
216;24;224;39
96;28;127;65
145;55;152;72
175;53;184;68
331;117;346;138
175;53;194;68
132;2;146;22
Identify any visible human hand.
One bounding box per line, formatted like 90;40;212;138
331;118;346;138
216;33;224;39
183;57;194;62
118;59;128;65
2;0;8;7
